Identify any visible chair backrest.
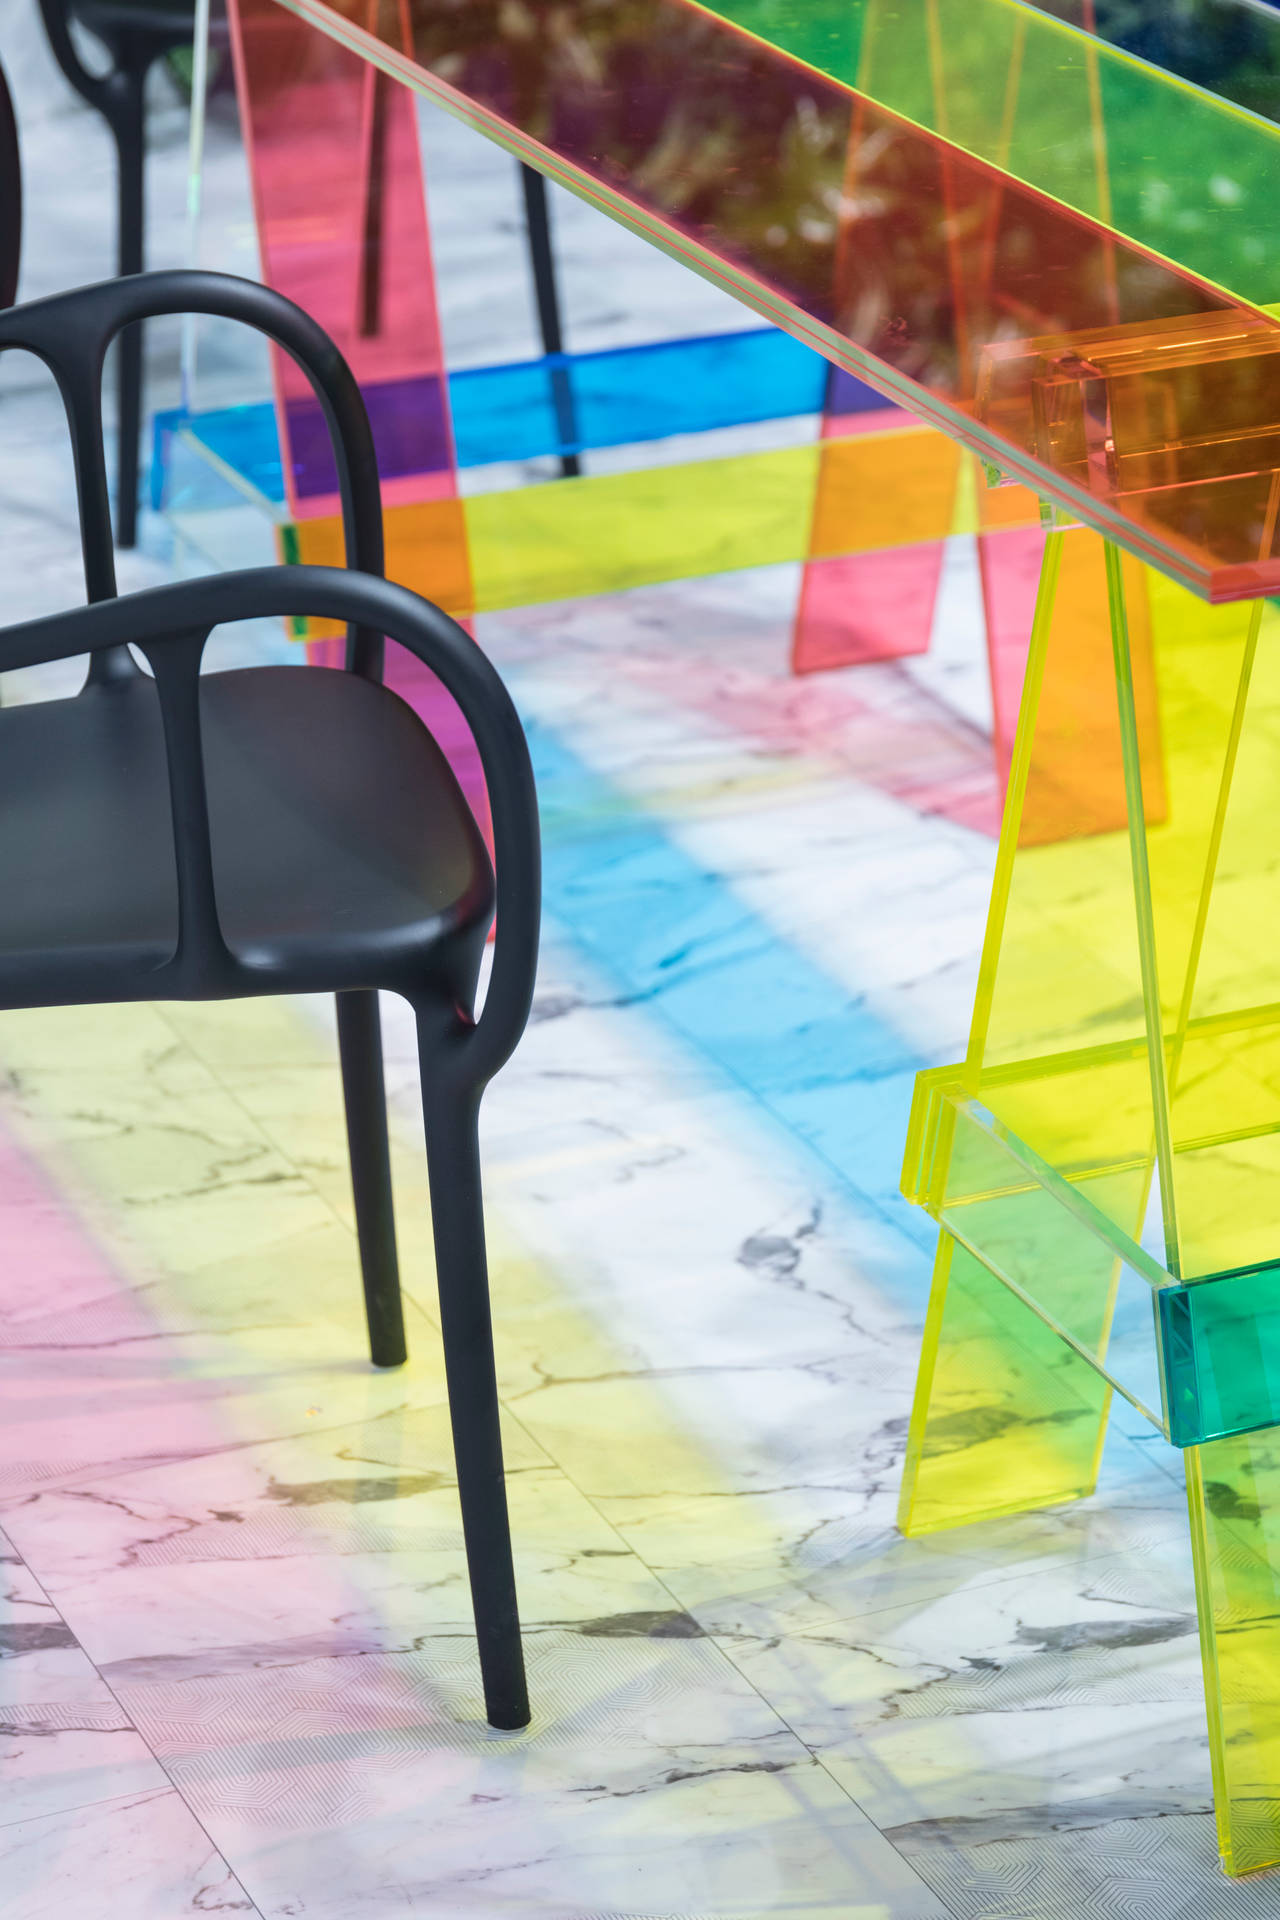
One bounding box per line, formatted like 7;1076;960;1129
0;269;386;679
0;281;537;1052
0;53;21;311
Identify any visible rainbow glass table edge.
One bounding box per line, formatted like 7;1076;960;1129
265;0;1280;604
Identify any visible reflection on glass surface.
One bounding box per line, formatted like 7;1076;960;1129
1040;0;1280;121
264;0;1280;598
707;0;1280;312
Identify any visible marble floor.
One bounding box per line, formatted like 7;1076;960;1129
0;10;1273;1918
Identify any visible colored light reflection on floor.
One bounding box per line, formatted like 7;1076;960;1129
0;598;1251;1914
0;990;942;1916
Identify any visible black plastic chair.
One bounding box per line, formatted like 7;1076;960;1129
0;266;540;1730
35;0;225;548
0;54;20;309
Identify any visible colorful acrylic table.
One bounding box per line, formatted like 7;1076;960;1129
226;0;1280;1877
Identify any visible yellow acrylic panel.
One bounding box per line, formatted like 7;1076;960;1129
1187;1431;1280;1877
464;444;819;610
285;429;986;633
904;1068;1167;1426
289;441;831;625
1134;583;1280;1279
898;1234;1112;1538
891;312;1280;1888
974;545;1269;1279
1016;530;1162;847
964;529;1162;1252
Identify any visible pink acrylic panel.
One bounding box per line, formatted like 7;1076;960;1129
792;543;944;675
229;0;460;516
229;0;490;842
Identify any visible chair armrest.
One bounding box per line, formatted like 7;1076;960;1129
0;566;540;1080
35;0;118;121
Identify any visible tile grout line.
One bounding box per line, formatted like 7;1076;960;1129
0;1785;173;1840
0;1534;269;1914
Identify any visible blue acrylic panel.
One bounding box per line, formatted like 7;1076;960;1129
456;327;829;464
154;326;897;508
151;402;287;511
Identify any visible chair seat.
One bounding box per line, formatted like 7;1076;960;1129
0;664;495;1003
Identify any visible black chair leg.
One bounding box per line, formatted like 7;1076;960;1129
336;989;407;1368
111;64;147;549
416;1009;530;1730
518;162;580;480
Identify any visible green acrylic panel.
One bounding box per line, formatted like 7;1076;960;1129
909;1077;1280;1451
702;0;1280;310
907;1072;1168;1431
696;0;868;81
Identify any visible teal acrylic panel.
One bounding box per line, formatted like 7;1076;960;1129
1160;1261;1280;1447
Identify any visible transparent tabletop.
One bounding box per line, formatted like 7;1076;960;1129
256;0;1280;601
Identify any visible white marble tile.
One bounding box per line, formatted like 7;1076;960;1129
117;1633;946;1920
889;1810;1280;1920
0;1705;172;1829
2;1395;683;1672
0;1788;263;1920
0;1529;170;1826
4;1408;949;1914
2;1531;215;1868
0;1310;458;1506
6;1400;550;1597
0;1067;338;1274
702;1496;1230;1917
476;575;998;1070
0;996;461;1500
0;1528;114;1708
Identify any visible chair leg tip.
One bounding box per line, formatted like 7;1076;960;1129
370;1348;408;1369
486;1700;532;1732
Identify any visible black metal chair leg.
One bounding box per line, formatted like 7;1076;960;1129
336;988;406;1368
519;163;580;481
112;64;146;549
417;1010;530;1730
